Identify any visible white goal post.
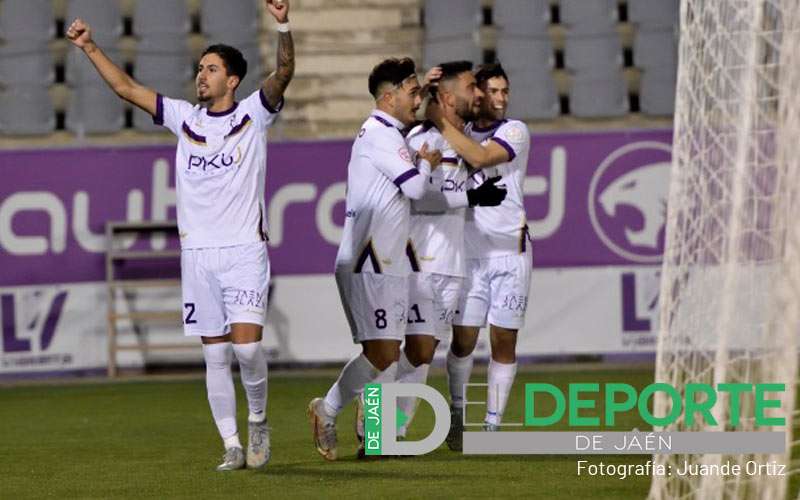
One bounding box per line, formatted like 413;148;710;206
651;1;800;499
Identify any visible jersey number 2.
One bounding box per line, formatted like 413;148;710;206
184;303;198;324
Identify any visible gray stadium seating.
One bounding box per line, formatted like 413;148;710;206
0;85;54;135
496;36;554;72
66;83;125;134
0;0;54;42
423;0;481;68
66;0;123;39
493;0;550;36
628;0;680;28
639;68;676;116
0;41;53;84
133;79;187;132
559;0;617;32
423;36;482;70
133;0;190;37
65;37;123;84
506;71;560;120
201;0;259;44
569;70;628;118
424;0;481;38
135;35;192;82
564;30;623;72
633;27;678;71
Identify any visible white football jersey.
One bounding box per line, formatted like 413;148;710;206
154;89;282;249
406;122;468;277
335;110;422;277
465;119;531;259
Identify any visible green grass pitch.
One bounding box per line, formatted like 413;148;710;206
1;367;794;499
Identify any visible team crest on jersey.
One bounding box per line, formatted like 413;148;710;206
398;147;412;163
505;124;526;143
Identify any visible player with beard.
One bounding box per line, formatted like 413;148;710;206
391;61;506;442
428;63;532;449
67;0;294;471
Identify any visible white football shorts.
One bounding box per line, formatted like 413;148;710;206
180;241;269;337
335;271;408;343
406;272;463;340
453;250;532;330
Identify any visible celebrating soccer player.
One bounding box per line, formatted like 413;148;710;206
66;0;294;471
395;61;507;439
428;63;532;449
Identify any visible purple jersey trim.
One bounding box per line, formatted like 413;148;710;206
206;102;239;117
371;115;395;128
472;119;506;133
442;157;459;164
225;114;252;138
182;122;207;144
490;137;516;162
152;94;164;125
259;89;284;114
393;168;419;187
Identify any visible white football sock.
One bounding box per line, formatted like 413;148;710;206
395;350;430;437
232;342;268;423
447;350;474;409
323;353;379;418
203;343;239;447
485;359;517;426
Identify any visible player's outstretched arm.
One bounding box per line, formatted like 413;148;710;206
427;100;509;169
262;0;295;109
66;18;157;116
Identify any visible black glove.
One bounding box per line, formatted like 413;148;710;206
467;176;506;207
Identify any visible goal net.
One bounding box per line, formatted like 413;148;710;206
650;1;800;499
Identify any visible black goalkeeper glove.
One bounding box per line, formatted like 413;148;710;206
467;176;506;207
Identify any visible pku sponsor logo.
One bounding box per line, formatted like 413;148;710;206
187;150;241;172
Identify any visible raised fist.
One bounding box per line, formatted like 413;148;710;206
66;18;93;48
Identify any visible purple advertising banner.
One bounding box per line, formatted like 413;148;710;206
0;129;672;287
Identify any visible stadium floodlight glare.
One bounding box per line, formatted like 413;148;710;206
651;1;800;499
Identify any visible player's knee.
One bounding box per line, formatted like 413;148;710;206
232;342;261;364
405;346;434;366
363;341;400;370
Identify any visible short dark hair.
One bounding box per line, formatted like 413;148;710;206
438;60;474;82
474;63;509;88
201;44;248;87
368;57;417;98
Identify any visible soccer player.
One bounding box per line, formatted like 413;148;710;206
428;63;532;448
395;61;506;439
306;57;448;461
66;0;294;471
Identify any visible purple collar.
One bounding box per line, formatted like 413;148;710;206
371;114;398;129
206;102;239;117
472;119;505;133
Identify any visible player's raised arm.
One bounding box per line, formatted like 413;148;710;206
66;18;157;116
426;100;509;169
262;0;295;109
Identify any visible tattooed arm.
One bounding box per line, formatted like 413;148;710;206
262;0;295;109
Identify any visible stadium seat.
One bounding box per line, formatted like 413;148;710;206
65;37;123;84
0;84;54;135
628;0;680;28
569;70;628;118
559;0;617;32
493;0;550;36
639;68;676;116
133;0;190;37
0;0;54;42
133;79;187;132
496;36;554;72
0;41;53;85
505;71;560;120
424;0;480;38
135;35;192;83
564;30;623;72
66;83;125;134
633;27;678;71
66;0;123;39
423;36;482;70
201;0;259;43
